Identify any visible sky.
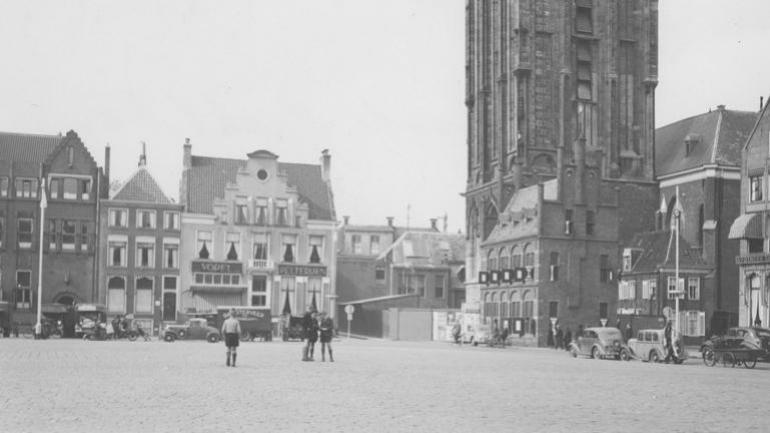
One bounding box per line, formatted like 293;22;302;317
0;1;769;233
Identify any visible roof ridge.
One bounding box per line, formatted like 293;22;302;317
657;110;719;131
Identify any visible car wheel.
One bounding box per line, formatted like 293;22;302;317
702;348;716;366
177;330;186;339
127;332;138;342
207;334;220;343
239;332;251;342
570;347;578;358
649;350;659;363
744;357;757;369
619;349;631;361
591;347;600;359
164;333;176;342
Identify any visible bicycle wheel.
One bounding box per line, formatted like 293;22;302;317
744;356;757;369
702;348;716;367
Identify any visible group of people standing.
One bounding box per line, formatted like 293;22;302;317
301;307;334;362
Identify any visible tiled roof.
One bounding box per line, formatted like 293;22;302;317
0;131;62;163
112;167;173;204
627;231;710;274
187;155;335;220
483;179;557;246
655;108;757;177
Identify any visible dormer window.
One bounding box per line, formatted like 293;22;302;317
684;133;701;156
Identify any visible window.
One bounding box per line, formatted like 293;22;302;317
109;242;127;267
0;215;4;248
488;250;498;271
511;301;521;318
135;277;153;314
499;248;510;270
575;4;593;33
17;216;33;248
163;277;177;322
370;235;380;255
586;210;595;235
193;272;241;286
565;209;573;234
351;234;362;254
63;178;77;199
549;252;559;281
0;177;8;197
251;275;267;307
226;233;240;261
576;40;593;101
80;179;91;200
600;254;611;282
62;220;76;251
599;302;608;319
15;178;38;198
309;235;323;264
619;280;636;300
235;203;249;224
79;223;90;252
548;301;558;318
282;234;297;263
682;311;705;337
511;248;522;269
667;276;685;299
15;271;32;310
137;243;155;268
642;279;656;300
107;276;126;313
49;178;59;199
252;233;268;260
197;231;212;259
434;275;445;298
275;199;288;226
522;300;534;318
687;278;700;300
109;209;127;227
164;212;179;230
401;274;425;295
749;238;764;254
255;199;268;225
137;210;156;229
67;146;74;165
375;268;386;281
164;244;178;268
751;176;763;202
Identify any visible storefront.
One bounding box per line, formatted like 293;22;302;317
185;260;247;312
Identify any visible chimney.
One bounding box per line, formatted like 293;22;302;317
717;104;726;112
761;96;764;111
104;144;111;184
183;138;192;169
138;141;147;167
430;218;438;231
386;216;394;227
343;215;350;225
321;149;331;182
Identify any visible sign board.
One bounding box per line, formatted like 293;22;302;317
278;264;327;277
192;261;243;274
736;253;770;265
344;304;355;315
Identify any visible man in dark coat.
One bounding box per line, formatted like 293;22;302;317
319;312;334;362
663;321;676;363
301;307;318;361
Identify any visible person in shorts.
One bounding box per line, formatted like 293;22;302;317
221;309;241;367
319;312;334;362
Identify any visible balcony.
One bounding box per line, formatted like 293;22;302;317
248;259;274;270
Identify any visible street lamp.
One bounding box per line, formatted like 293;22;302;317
673;186;684;342
35;180;47;339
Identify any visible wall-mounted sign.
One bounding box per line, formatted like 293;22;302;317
478;271;489;285
736;253;770;265
490;270;500;284
514;267;528;282
278;264;327;277
192;261;243;274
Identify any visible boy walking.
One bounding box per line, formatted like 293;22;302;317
221;309;241;367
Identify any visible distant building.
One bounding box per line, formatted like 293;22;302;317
97;148;183;333
178;141;337;320
0;130;107;330
730;98;770;327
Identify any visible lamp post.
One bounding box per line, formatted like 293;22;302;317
673;186;683;341
35;181;47;339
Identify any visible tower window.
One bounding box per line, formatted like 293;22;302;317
575;6;593;34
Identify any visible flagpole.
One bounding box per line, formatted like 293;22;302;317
674;185;680;341
35;180;47;339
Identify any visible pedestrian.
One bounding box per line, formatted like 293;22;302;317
564;328;572;351
547;324;554;347
112;315;121;339
221;308;241;367
301;306;317;361
451;322;462;345
663;321;675;364
555;325;563;350
319;311;334;362
499;325;509;347
105;320;114;340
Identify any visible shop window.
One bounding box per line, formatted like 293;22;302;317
107;277;126;313
251;275;267;307
135;277;153;314
750;176;763;202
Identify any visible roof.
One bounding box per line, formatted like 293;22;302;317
377;231;465;267
626;231;710;274
483;179;557;246
112;167;173;204
655;108;757;177
0;131;62;163
186;155;335;220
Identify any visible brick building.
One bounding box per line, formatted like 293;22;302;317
0;130;107;331
464;1;659;345
97;149;183;334
730;98;770;327
178;141;337;321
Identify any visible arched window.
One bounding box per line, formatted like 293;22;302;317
510;291;520;317
499;248;510;270
500;292;509;317
490;292;499;317
488;250;498;271
511;245;522;268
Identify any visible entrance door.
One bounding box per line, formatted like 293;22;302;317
163;292;177;322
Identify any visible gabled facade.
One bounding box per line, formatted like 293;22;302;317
0;130;107;331
97;150;183;334
179;141;337;320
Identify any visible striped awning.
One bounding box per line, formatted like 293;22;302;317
187;292;244;312
729;213;762;239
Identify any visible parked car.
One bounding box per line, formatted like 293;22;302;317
569;327;628;360
162;318;221;343
627;328;686;363
701;327;770;361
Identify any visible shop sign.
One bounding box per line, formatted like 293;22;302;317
736;253;770;266
278;264;327;277
192;261;243;274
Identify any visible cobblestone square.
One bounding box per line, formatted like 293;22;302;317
1;338;768;433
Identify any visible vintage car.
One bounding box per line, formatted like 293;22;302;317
162;318;221;343
569;327;628;360
701;327;770;361
627;328;686;363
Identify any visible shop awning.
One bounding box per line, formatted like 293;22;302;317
189;286;247;294
729;213;762;239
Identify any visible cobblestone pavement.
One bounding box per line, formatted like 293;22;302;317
1;338;768;433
